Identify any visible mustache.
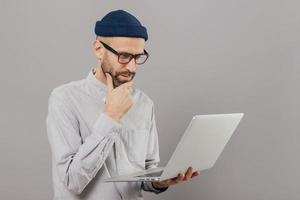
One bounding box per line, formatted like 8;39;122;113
115;71;135;77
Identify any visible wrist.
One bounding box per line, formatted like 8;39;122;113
104;110;121;121
152;182;167;189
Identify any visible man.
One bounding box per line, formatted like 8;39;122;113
46;10;199;200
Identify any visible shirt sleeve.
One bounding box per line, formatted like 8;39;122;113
46;91;122;195
141;103;168;194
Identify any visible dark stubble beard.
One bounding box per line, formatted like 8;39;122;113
101;63;135;88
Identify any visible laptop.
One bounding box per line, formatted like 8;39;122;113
104;113;244;182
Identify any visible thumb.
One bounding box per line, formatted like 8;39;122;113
105;73;114;92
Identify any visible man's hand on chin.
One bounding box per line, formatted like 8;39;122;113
152;166;200;189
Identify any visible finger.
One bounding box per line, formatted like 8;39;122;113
184;167;193;181
163;172;184;185
125;89;130;96
121;80;134;89
168;175;179;182
168;176;178;182
175;173;185;184
105;73;114;92
191;171;200;178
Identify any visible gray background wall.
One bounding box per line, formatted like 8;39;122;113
0;0;299;199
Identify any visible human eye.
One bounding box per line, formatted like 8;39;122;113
119;53;132;59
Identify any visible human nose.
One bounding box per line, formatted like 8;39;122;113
125;58;137;72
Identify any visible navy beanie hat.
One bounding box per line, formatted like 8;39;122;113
95;10;148;41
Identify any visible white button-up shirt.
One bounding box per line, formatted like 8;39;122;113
46;69;167;200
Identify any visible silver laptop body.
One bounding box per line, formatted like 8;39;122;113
105;113;244;182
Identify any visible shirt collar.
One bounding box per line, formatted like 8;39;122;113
86;68;107;92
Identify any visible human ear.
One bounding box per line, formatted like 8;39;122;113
93;40;104;60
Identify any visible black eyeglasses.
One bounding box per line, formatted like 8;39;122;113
98;40;149;65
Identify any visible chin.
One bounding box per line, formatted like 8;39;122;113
113;81;126;87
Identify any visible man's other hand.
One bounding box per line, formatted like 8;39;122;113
104;73;134;121
152;166;200;189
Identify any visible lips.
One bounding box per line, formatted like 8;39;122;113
116;72;134;81
120;73;131;77
119;74;131;80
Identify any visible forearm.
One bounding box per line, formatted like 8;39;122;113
48;113;121;194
